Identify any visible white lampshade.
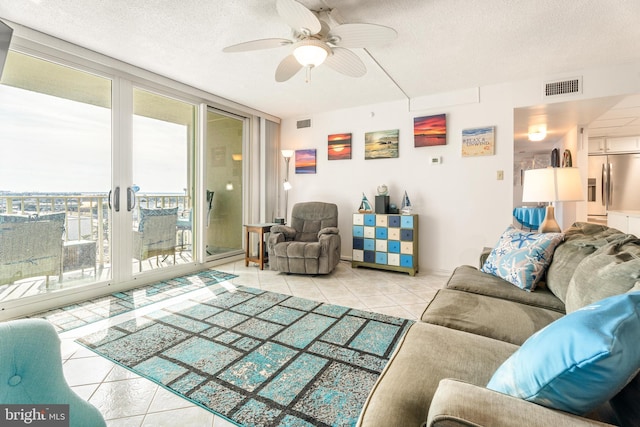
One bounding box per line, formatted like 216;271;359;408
522;167;583;203
522;167;583;233
281;149;294;159
293;40;330;67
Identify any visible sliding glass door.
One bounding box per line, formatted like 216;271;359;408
0;50;112;300
131;88;196;274
205;109;244;258
0;43;254;317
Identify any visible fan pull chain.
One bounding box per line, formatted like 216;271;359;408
305;65;312;83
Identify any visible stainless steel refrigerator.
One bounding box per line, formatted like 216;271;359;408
587;153;640;219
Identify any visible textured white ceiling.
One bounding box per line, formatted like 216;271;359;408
0;0;639;123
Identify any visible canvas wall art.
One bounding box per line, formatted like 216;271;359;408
461;126;495;157
328;133;352;160
414;114;447;147
295;149;317;174
365;129;399;159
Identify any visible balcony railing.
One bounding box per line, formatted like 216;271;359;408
0;193;191;267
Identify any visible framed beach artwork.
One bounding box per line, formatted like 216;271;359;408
295;149;317;174
328;133;352;160
414;114;446;147
365;129;399;159
461;126;495;157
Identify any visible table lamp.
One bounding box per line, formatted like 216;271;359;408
522;167;583;233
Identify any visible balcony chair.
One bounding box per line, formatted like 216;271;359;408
268;201;341;275
0;213;65;286
176;209;192;249
133;207;178;271
0;319;106;427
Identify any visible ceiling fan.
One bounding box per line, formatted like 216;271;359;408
222;0;397;82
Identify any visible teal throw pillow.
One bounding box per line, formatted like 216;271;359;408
487;292;640;415
481;226;564;291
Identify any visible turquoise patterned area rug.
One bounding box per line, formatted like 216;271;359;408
76;287;414;427
31;270;237;333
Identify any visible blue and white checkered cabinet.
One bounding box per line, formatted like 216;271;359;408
352;213;419;276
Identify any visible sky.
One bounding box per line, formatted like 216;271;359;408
0;84;188;194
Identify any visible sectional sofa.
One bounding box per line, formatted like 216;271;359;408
357;222;640;427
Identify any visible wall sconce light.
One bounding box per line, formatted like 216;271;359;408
231;153;242;161
225;181;234;191
281;149;294;223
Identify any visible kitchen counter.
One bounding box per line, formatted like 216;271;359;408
607;211;640;236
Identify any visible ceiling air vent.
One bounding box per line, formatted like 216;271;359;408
297;119;311;129
544;77;582;97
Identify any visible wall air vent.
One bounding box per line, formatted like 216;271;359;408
544;77;582;97
297;119;311;129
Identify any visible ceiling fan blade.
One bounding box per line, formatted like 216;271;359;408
276;0;321;35
275;54;303;82
324;47;366;78
223;38;292;53
328;23;397;48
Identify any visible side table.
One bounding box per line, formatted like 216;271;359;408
244;223;277;270
63;240;97;276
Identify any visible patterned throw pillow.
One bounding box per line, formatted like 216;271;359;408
481;226;564;291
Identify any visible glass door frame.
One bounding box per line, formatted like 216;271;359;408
202;106;250;263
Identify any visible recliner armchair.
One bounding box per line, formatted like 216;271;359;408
268;202;341;274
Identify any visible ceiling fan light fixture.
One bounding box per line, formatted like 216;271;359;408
293;40;330;67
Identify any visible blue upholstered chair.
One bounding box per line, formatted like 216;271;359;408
0;319;106;427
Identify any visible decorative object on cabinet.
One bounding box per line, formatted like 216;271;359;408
375;184;390;214
328;133;352;160
550;148;560;167
522;167;583;233
400;191;413;214
352;213;419;276
365;129;399;159
358;193;373;213
414;114;446;147
562;149;572;167
461;126;495;157
295;149;316;174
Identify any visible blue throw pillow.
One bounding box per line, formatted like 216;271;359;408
481;226;563;291
487;292;640;415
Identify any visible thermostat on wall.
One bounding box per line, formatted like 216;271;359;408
430;156;442;165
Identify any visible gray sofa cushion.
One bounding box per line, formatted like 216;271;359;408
426;379;615;427
421;289;563;345
356;322;518;427
445;265;565;313
546;222;627;303
566;236;640;313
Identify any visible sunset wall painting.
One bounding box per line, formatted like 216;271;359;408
295;149;317;174
365;129;399;159
414;114;447;147
328;133;352;160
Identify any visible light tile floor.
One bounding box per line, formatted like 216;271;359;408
59;260;449;427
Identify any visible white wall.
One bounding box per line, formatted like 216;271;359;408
280;60;640;274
